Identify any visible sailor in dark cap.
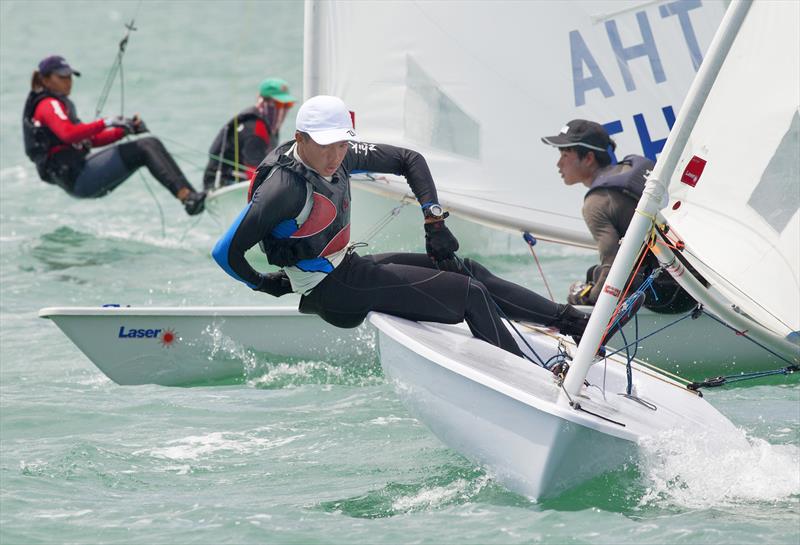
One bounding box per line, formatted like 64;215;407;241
23;55;206;215
542;120;693;312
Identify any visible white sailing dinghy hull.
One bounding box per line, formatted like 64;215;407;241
369;312;741;499
39;306;371;386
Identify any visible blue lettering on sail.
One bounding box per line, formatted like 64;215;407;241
570;30;614;107
660;0;704;71
634;106;676;160
602;107;676;162
605;11;666;93
602;120;624;164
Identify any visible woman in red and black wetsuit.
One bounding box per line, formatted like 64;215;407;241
22;55;206;215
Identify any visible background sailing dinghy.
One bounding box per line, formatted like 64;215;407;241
39;306;371;386
369;0;799;500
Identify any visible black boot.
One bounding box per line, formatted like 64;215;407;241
552;304;589;345
183;190;207;215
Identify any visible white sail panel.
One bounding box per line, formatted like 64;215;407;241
307;0;725;246
662;1;800;336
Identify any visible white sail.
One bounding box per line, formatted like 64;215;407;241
305;0;726;246
661;1;800;339
565;0;799;395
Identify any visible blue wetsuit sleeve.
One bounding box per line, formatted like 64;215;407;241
341;142;439;212
212;203;260;288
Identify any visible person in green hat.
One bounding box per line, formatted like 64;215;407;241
202;77;297;190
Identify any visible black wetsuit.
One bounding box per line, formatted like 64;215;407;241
202;106;276;190
213;140;587;356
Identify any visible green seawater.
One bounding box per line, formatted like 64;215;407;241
1;2;798;544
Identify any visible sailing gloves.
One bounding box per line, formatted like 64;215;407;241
424;220;460;268
103;115;149;135
130;115;149;134
255;270;293;297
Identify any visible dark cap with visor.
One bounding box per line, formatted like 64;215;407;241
541;119;610;152
38;55;81;77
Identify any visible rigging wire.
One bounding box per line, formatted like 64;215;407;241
95;0;142;118
357;201;409;244
688;364;799;390
93;1;167;236
453;256;548;367
522;232;555;301
158;134;252;174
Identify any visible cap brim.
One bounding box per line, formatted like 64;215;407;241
541;135;607;152
307;127;359;145
268;92;297;104
541;134;573;147
52;67;80;77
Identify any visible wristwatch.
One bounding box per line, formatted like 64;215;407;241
423;203;445;220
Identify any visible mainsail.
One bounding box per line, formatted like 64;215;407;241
660;1;800;340
304;0;726;247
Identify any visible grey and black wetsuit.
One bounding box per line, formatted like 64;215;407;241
582;155;694;312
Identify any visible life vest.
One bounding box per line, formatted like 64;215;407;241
22;90;89;189
223;107;271;161
586;154;654;201
250;141;351;267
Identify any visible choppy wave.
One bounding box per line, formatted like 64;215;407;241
637;427;800;509
318;464;530;518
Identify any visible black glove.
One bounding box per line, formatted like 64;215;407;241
130;115;149;134
254;270;292;297
424;220;459;264
267;238;317;267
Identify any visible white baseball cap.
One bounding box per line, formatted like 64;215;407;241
296;95;359;145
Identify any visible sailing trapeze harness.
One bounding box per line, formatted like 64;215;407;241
249;141;351;270
22;90;89;190
585;154;654;201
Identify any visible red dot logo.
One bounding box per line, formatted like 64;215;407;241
160;329;177;348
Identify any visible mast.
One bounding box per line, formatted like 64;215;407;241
303;0;322;99
562;0;754;397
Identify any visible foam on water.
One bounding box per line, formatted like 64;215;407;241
637;426;800;509
133;430;303;461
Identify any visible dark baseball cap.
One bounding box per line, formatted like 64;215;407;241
38;55;81;77
541;119;609;152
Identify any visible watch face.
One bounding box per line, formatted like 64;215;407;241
428;204;443;217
